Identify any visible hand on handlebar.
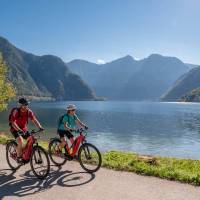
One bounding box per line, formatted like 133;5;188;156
18;130;24;135
30;128;45;134
69;128;76;132
17;130;30;138
39;127;45;132
76;126;88;133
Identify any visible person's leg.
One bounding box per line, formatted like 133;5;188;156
59;137;66;149
66;131;75;155
66;130;74;145
16;136;23;158
70;137;74;145
58;130;66;151
11;131;23;158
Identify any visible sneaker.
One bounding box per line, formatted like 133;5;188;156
36;159;43;164
17;157;23;164
64;152;73;160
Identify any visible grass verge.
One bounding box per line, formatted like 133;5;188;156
1;134;200;186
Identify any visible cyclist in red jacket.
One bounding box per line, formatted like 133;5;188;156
9;98;44;163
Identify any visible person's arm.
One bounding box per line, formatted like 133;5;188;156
75;118;87;128
12;121;23;132
64;122;75;132
29;110;44;130
32;118;43;130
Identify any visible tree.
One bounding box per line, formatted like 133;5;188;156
0;53;15;111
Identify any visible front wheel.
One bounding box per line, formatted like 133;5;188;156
78;143;102;173
30;146;50;179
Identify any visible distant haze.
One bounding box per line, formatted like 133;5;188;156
0;35;199;102
68;54;190;100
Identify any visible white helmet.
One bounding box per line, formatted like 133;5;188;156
66;104;77;111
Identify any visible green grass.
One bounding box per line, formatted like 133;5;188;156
0;134;9;144
1;134;200;185
101;151;200;185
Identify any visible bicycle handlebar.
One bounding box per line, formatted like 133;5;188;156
75;127;88;136
30;129;44;134
18;129;44;136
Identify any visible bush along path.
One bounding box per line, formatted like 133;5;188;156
1;134;200;186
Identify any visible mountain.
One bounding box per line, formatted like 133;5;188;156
118;54;190;100
185;63;198;69
67;59;101;87
0;37;44;97
95;55;140;98
180;87;200;102
3;34;191;101
0;36;95;100
69;54;190;100
68;55;140;99
162;66;200;102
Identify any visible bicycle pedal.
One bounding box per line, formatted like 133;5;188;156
67;156;74;161
17;158;24;165
64;153;73;160
36;160;43;164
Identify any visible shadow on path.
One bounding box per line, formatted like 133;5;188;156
0;165;95;199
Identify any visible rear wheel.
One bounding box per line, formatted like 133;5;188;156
78;143;102;173
30;146;50;179
6;140;20;171
48;138;67;166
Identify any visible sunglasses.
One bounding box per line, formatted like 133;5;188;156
21;105;28;108
21;104;28;107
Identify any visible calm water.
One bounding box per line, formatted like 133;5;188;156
1;101;200;159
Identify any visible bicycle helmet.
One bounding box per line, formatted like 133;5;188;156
18;97;29;106
66;104;77;111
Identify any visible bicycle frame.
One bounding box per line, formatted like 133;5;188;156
22;134;36;161
64;133;85;157
12;130;41;163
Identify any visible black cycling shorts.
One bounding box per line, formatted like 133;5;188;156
11;130;20;139
10;130;30;139
57;130;74;139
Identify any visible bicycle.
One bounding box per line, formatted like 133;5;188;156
6;129;50;179
48;128;102;173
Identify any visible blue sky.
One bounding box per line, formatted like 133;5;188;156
0;0;200;64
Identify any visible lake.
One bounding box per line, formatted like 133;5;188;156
1;101;200;159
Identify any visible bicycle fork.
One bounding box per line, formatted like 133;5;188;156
83;146;91;159
34;147;42;164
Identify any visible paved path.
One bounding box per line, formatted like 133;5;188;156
0;144;200;200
